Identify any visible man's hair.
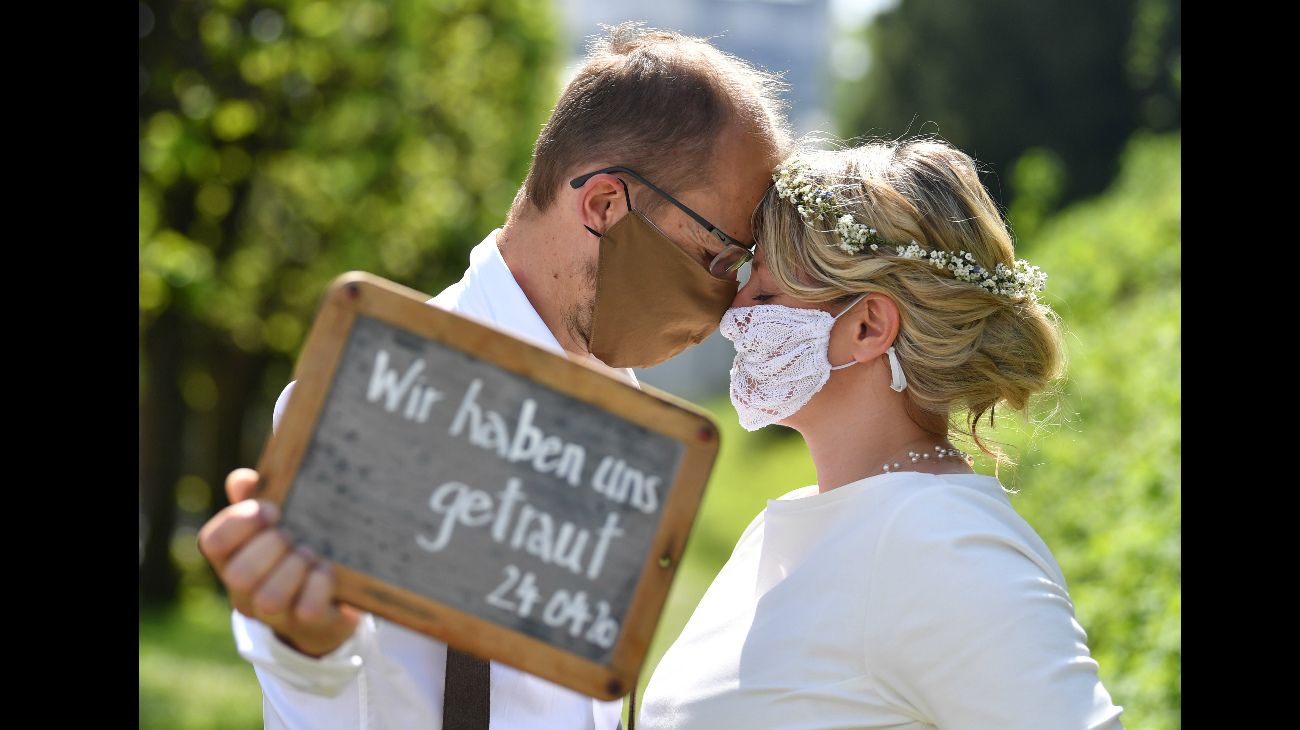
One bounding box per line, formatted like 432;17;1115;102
517;23;791;215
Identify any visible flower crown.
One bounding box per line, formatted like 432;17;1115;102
771;161;1048;301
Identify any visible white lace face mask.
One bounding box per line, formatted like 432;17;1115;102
719;295;866;431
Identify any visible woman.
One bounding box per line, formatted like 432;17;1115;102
638;140;1123;728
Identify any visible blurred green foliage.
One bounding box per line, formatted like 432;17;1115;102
837;0;1180;211
140;0;557;336
999;131;1181;729
139;0;561;603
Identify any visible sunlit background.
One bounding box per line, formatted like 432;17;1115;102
140;1;1180;727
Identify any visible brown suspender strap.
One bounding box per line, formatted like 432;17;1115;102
443;648;491;730
626;684;637;730
444;647;636;730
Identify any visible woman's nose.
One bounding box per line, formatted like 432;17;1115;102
729;264;753;308
730;285;750;309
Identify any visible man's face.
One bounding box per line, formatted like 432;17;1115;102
564;129;780;356
633;131;777;280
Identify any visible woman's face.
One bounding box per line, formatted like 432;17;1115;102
731;246;831;314
728;246;866;431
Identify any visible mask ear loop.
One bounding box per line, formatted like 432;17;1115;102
828;294;868;370
833;294;867;320
583;178;633;238
825;295;907;393
832;294;907;391
886;346;908;391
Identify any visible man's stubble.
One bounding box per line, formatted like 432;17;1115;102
563;256;599;353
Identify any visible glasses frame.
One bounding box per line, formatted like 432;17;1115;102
569;165;755;278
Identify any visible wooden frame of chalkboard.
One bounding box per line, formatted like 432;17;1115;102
253;271;719;700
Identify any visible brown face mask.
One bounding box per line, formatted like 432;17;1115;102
586;210;739;369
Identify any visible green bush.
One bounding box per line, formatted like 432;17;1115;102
1000;131;1181;729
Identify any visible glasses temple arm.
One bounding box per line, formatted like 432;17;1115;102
571;166;740;247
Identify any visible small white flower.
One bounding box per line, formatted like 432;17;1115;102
770;164;1046;300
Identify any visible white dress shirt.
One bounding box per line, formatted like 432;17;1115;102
233;230;627;730
639;471;1125;730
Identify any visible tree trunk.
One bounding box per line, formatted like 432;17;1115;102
139;308;186;606
209;340;270;516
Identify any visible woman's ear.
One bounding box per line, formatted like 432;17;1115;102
575;173;629;235
836;293;900;364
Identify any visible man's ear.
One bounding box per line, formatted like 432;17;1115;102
575;173;629;236
839;293;901;364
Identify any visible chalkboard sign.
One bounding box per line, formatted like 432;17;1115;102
254;272;719;700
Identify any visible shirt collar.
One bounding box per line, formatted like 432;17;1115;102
455;229;564;354
448;230;637;387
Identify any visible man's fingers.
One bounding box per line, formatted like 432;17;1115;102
252;550;312;623
293;565;339;626
265;563;361;657
338;603;362;624
197;499;280;572
222;529;292;596
225;468;260;504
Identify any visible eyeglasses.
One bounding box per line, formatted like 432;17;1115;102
569;166;755;278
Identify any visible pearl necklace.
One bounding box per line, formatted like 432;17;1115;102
881;444;973;473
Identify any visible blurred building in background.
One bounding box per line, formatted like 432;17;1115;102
560;0;834;134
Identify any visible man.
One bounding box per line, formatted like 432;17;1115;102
198;23;790;729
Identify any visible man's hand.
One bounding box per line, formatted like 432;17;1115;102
198;468;361;657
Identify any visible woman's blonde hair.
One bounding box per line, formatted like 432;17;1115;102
755;138;1064;458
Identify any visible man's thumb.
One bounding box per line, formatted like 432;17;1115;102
225;468;261;503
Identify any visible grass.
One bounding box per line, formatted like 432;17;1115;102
140;581;264;730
